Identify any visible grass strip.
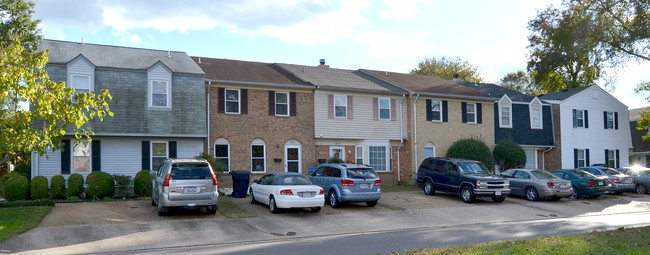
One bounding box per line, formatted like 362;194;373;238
0;206;53;242
218;196;255;218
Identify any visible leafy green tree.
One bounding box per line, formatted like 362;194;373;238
0;0;41;52
446;137;494;173
493;141;527;172
499;71;540;95
411;56;484;83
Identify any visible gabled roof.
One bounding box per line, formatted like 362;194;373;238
456;82;534;102
359;69;492;99
538;85;593;101
629;107;650;121
39;39;203;75
191;57;311;86
276;64;407;94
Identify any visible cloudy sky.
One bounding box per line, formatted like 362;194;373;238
33;0;650;109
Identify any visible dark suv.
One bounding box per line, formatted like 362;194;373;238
416;157;510;203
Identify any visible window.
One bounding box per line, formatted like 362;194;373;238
150;80;169;107
576;149;586;167
498;96;511;128
607;150;616;168
573;109;586;128
334;95;347;118
73;140;90;173
71;75;90;94
356;146;363;164
424;142;435;158
225;89;240;114
275;92;289;116
466;103;476;123
431;100;442;122
151;142;167;172
530;99;543;129
605;112;615;129
369;146;387;172
379;98;390;120
214;143;230;172
524;149;537;169
251;144;265;172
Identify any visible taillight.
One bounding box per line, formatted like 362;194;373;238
341;179;355;186
212;173;218;186
374;179;381;186
547;182;555;188
587;182;595;187
280;189;293;195
611;179;621;184
163;174;170;187
319;189;324;194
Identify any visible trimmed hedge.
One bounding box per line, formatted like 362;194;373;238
4;174;30;201
13;162;31;180
446;137;494;173
0;172;22;197
493;141;527;172
67;173;84;197
30;176;49;200
0;199;55;208
50;175;66;199
134;170;153;197
86;172;114;199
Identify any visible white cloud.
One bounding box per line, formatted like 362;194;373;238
118;32;144;45
355;31;431;61
379;0;434;21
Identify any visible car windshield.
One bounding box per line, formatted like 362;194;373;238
347;168;379;179
531;170;557;179
571;170;594;178
170;163;213;180
277;175;312;185
603;168;623;175
457;162;489;175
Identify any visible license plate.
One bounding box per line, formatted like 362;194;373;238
495;191;501;196
185;187;198;193
599;182;604;186
625;179;633;184
298;192;314;198
560;184;568;188
360;184;369;189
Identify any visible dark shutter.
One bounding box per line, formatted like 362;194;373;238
614;112;619;129
584;110;589;128
142;141;150;170
585;149;590;166
169;141;177;158
241;89;248;114
615;149;620;168
605;149;609;167
477;103;482;124
268;91;275;116
61;139;71;174
426;99;433;121
461;102;467;123
574;148;578;168
573;109;577;128
442;100;448;122
290;92;297;116
92;140;101;172
217;88;225;113
603;111;608;129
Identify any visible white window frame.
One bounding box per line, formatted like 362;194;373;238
275;92;289;117
431;100;442;122
330;146;345;161
424;143;435;158
607;149;616;168
498;96;512;128
334;95;347;118
149;79;170;108
225;89;241;114
356;146;364;164
151;141;168;172
574;109;585;128
605;112;615;129
576;149;586;167
71;74;91;94
466;103;477;124
369;146;388;172
379;98;390;120
529;98;543;129
214;142;230;172
251;143;266;173
72;140;91;173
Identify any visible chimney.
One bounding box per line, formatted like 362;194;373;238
318;59;329;68
453;73;459;79
452;73;462;83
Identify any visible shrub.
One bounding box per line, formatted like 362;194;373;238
13;162;31;180
134;170;153;197
4;174;30;201
86;172;114;199
50;175;66;199
196;153;228;173
446;137;494;173
67;173;84;197
0;172;22;197
493;141;527;172
328;157;344;164
30;176;49;200
113;174;132;198
0;199;55;208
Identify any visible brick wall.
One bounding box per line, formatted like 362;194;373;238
544;104;563;171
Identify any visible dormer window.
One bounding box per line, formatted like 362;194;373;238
71;75;91;94
147;62;172;110
150;80;169;107
498;95;512;128
530;98;543;129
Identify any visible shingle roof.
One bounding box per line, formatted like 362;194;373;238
360;69;492;99
276;64;406;93
191;57;311;86
457;82;534;102
629;107;649;121
538;85;593;101
40;39;203;74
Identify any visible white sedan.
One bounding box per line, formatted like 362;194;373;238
249;172;324;213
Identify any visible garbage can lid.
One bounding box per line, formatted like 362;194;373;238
230;170;251;179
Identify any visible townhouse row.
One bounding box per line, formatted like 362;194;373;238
30;40;633;185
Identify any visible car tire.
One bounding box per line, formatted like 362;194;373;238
492;196;506;203
525;187;539;201
366;200;378;207
636;184;648;194
570;185;581;199
250;189;257;204
151;196;157;206
329;190;341;208
423;180;435;196
461;185;475;203
269;196;279;214
311;207;321;213
157;203;168;216
206;206;218;215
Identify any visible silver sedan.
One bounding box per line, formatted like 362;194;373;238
500;169;573;201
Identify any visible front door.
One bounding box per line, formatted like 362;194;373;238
285;145;301;173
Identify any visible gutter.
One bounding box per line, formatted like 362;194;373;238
412;93;420;177
205;79;315;90
207;81;211;155
397;94;406;183
414;91;496;102
542;147;554;171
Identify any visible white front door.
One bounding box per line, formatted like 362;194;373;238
330;146;345;161
285;145;301;173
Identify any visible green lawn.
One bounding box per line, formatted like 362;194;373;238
218;196;255;218
0;206;52;242
392;226;650;255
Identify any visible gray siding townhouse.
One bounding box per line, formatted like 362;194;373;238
31;39;206;180
458;82;555;171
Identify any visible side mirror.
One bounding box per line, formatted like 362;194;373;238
149;171;157;177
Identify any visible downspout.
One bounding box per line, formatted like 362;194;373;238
412;93;420;177
542;147;553;171
397;94;406;183
206;81;211;155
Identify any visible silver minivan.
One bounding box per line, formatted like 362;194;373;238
151;158;219;216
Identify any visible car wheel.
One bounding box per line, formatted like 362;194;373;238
636;184;648;194
157;202;168;216
492;196;506;203
366;200;378;207
206;206;218;215
250;189;257;204
423;180;435;195
311;207;321;213
525;187;539;201
570;185;581;199
269;196;279;214
329;190;341;208
461;186;475;203
151;196;156;206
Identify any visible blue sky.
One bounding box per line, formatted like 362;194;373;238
33;0;650;109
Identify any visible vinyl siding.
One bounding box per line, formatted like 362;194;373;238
147;62;173;109
66;56;94;91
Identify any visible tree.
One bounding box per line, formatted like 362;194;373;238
410;56;484;83
0;0;113;167
499;71;540;95
446;137;494;173
493;141;527;172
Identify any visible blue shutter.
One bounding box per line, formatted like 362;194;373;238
461;102;467;123
615;149;620;168
574;148;578;168
92;140;101;172
442;100;448;122
169;141;177;158
584;110;589;128
614;112;618;129
426;99;432;121
477;103;482;124
142;141;150;170
61;139;71;174
586;149;590;166
603;111;608;129
605;149;609;167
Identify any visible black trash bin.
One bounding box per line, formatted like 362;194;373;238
230;170;250;198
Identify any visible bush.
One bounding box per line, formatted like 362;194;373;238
196;153;228;173
493;141;527;172
30;176;49;200
86;172;114;199
113;174;132;198
328;157;344;164
446;137;494;173
4;174;30;201
13;162;31;180
134;170;153;197
0;199;55;208
50;175;66;199
0;172;22;197
67;173;84;197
